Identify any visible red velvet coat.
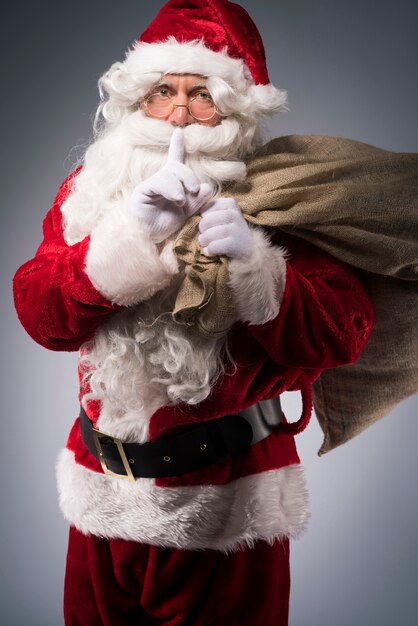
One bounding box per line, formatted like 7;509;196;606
13;172;374;551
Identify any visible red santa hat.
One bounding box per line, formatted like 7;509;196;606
123;0;287;115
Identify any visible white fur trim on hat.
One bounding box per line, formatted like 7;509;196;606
57;447;309;552
229;228;287;325
124;38;288;115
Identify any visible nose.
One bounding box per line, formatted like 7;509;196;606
169;103;194;127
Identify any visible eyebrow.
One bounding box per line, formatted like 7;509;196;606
153;80;209;93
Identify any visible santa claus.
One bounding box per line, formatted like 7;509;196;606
13;1;374;624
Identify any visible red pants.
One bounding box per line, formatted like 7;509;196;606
64;526;290;626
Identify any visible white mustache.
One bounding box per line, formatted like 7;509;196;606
121;111;242;158
183;118;241;156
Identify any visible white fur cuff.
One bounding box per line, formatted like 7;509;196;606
85;205;178;307
228;229;287;325
56;448;309;552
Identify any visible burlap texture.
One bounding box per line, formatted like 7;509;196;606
172;135;418;453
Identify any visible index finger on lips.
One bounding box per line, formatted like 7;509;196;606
167;130;201;193
167;128;185;164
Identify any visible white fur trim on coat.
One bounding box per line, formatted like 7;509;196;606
57;448;308;553
85;204;178;306
228;229;287;325
124;38;288;116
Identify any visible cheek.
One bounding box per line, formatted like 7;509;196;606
201;114;222;127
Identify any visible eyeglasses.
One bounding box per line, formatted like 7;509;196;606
142;88;223;122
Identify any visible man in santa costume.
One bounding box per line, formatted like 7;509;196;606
13;1;374;624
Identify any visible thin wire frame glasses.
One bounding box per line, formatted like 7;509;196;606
142;93;223;122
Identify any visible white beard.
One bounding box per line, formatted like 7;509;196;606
80;287;228;442
68;111;250;434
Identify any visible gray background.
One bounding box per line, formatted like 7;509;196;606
2;1;417;624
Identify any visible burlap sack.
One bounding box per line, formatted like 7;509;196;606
312;274;417;454
172;135;418;453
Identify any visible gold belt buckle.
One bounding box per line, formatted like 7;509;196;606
91;427;136;483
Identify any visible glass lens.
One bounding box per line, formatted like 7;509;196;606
146;94;174;117
145;92;217;120
189;96;216;120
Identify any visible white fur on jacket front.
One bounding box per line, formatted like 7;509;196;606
229;229;287;325
57;448;308;552
85;203;178;306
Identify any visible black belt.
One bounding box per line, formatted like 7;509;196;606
80;399;282;482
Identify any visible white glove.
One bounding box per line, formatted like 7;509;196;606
198;198;254;260
129;128;212;243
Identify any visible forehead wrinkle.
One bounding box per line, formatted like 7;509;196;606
154;79;173;88
189;82;209;92
153;78;209;93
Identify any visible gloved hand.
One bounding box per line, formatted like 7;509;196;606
129;128;212;243
198;198;254;260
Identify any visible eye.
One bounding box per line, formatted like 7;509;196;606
194;90;213;101
152;88;172;99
